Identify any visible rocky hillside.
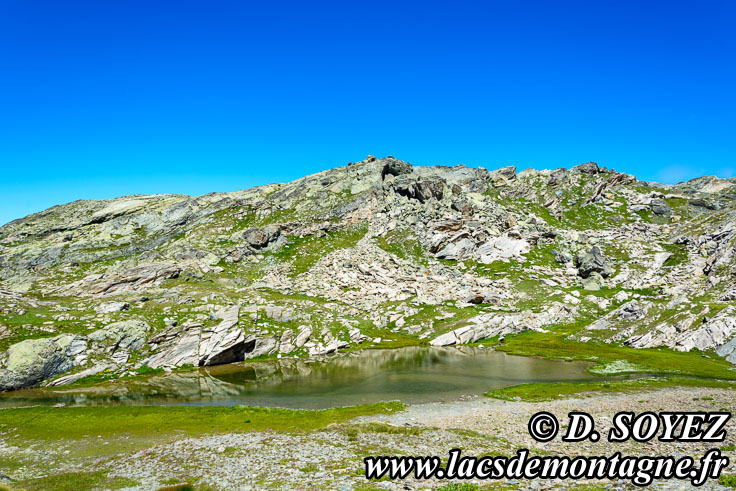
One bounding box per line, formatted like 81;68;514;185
1;156;735;391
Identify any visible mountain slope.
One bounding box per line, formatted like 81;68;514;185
1;155;736;390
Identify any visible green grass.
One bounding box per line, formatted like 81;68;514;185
11;471;140;491
62;363;166;388
0;402;405;442
661;242;689;266
0;300;100;351
0;402;406;488
340;422;426;441
270;226;367;276
492;326;736;380
720;474;736;488
485;376;736;402
436;484;480;491
375;228;428;265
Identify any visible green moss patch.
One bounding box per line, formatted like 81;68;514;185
492;325;736;380
0;401;405;443
485;376;736;402
11;471;140;491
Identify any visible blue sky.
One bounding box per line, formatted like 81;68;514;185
1;0;734;226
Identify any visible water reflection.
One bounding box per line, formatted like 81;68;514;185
0;347;596;409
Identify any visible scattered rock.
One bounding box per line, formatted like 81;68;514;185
582;272;605;291
575;246;612;278
95;301;130;314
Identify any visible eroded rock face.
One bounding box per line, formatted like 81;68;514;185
674;306;736;354
146;325;202;368
86;263;182;296
0;334;86;391
199;305;248;366
393;176;447;202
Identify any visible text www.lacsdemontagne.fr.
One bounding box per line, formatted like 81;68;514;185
364;448;729;487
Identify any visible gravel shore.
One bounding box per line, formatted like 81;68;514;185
111;388;736;489
2;387;735;490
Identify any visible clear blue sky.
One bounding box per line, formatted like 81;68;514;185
1;0;734;226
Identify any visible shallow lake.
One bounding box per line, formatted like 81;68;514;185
0;346;598;409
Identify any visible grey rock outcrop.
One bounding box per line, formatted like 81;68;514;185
89;320;150;351
146;324;202;368
199;305;250;366
547;168;567;186
236;225;281;249
650;199;672;216
575;246;613;278
488;166;516;187
381;159;413;180
674;306;736;355
294;326;312;347
582;272;605;290
95;301;129;313
0;334;87;391
572;162;602;174
394;176;447;202
554;250;573;264
246;337;277;359
430;304;572;347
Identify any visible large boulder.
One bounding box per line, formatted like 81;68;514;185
89;320;151;351
582;272;605;291
650;199;672;216
0;334;87;391
488;166;516;187
575;246;613;278
554;250;573;264
95;301;129;314
294;326;312;347
547;168;567;186
381;159;413;180
474;236;530;263
279;329;295;354
436;237;475;261
199;305;252;366
572;162;602;174
237;225;281;249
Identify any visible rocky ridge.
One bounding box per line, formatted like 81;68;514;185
1;156;735;390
